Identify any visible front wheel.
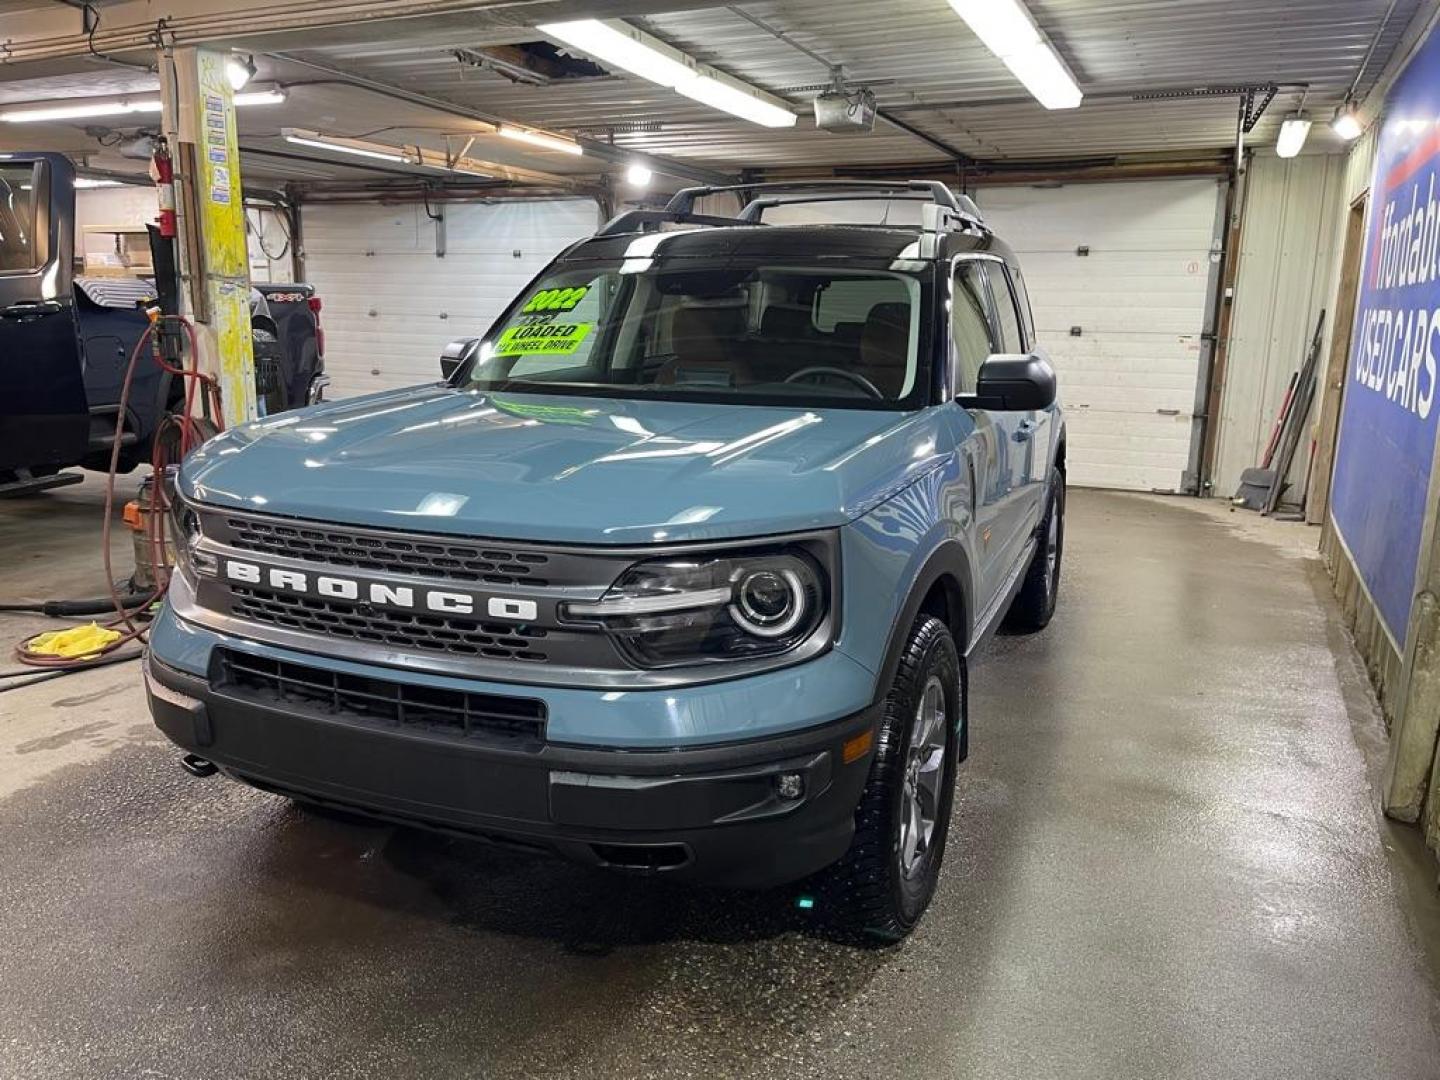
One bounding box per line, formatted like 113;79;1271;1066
816;615;963;942
1005;468;1065;632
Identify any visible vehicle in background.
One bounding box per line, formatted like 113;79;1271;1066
0;152;324;497
148;181;1065;941
253;283;329;408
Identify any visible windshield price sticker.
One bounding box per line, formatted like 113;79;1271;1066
522;286;589;314
496;322;592;355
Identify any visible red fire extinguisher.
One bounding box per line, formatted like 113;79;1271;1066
152;139;177;239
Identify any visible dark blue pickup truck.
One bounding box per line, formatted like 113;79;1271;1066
0;152;324;496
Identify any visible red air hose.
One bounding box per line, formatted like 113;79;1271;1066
12;313;224;674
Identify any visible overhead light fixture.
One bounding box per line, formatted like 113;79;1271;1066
282;129;497;177
1;89;285;123
498;125;584;155
538;18;797;129
0;97;162;123
945;0;1082;110
226;54;257;92
677;77;796;129
283;129;409;163
624;162;653;187
74;178;123;189
1276;114;1311;158
233;88;287;107
1332;100;1363;141
539;19;696;87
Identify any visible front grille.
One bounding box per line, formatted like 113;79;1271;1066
230;586;549;663
224;516;552;586
213;648;546;745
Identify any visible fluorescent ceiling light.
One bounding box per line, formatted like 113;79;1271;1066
1;89;285;123
226;55;257;92
282;129;500;177
233;88;287;107
537;17;796;129
1276;115;1311;158
1;98;161;123
539;19;695;86
74;178;122;188
625;162;653;187
1332;102;1363;141
498;125;584;155
946;0;1082;110
678;77;796;128
283;130;408;163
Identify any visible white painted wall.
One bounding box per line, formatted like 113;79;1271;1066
299;199;600;398
1213;154;1349;499
977;177;1225;492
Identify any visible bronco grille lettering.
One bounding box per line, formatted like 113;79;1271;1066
221;559;537;621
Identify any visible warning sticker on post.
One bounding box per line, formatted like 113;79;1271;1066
495;322;592;356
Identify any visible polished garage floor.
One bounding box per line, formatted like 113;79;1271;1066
2;481;1439;1080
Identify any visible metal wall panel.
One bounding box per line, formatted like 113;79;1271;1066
302;199;599;397
1213;155;1348;500
978;177;1224;492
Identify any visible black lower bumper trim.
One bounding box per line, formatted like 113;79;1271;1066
145;652;878;888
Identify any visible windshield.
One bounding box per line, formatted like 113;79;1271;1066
458;258;933;409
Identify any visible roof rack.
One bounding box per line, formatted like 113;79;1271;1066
664;180;986;232
592;180;986;240
595;207;759;237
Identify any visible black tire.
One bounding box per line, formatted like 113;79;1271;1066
1005;468;1065;632
817;615;963;942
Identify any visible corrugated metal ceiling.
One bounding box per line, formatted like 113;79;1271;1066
0;0;1426;183
273;0;1424;168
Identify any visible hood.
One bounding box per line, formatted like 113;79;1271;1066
181;386;953;544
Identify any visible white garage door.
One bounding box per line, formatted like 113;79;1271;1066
977;178;1225;492
303;199;600;398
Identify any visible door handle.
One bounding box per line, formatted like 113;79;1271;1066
1;300;61;321
1013;418;1040;442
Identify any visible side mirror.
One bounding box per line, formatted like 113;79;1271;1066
967;352;1056;411
440;337;481;381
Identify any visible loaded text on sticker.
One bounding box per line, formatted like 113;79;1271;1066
495;322;591;356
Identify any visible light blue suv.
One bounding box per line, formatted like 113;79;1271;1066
146;182;1065;940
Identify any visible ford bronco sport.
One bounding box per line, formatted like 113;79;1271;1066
146;181;1065;940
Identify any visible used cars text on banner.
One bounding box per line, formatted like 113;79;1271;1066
1331;25;1440;648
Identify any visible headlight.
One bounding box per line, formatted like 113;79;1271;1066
564;548;829;668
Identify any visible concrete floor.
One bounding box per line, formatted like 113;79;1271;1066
2;477;1439;1079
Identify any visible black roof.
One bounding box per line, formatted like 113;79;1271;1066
559;223;1012;266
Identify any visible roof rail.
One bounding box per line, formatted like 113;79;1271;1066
664;180;986;232
595;207;760;237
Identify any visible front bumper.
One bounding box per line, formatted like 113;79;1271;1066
145;651;877;888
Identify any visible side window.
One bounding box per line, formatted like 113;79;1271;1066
952;262;997;395
983;263;1025;353
0;163;38;275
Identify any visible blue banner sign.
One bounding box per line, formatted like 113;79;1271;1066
1331;28;1440;647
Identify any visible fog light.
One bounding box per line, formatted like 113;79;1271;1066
775;772;805;800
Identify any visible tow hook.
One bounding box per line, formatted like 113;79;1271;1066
180;753;218;778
